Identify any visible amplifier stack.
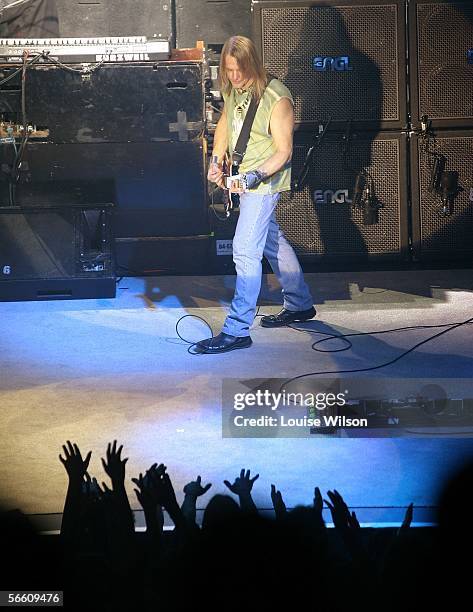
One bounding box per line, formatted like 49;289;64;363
409;1;473;263
252;0;473;264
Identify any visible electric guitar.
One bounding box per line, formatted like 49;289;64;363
222;156;241;217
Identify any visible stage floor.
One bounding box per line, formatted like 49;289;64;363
0;269;472;527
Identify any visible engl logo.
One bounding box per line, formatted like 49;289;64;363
314;189;352;204
2;265;11;275
313;56;352;72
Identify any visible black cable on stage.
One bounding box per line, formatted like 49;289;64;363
277;315;473;390
176;307;261;354
176;314;214;354
175;307;473;379
288;320;473;353
176;307;473;433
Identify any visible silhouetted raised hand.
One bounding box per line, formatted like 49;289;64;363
99;440;134;540
135;465;185;531
324;489;359;532
313;486;323;514
102;440;128;490
312;486;326;529
324;489;368;565
224;469;259;513
270;484;287;520
398;502;414;536
59;441;92;542
182;476;212;528
59;440;91;482
183;476;212;499
132;464;166;536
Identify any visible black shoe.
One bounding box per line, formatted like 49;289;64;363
260;306;316;328
194;332;252;354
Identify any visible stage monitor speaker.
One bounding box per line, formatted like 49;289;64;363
0;62;204;145
176;0;251;50
0;203;116;301
252;0;407;131
0;141;209;238
410;131;473;263
409;1;473;129
276;131;409;261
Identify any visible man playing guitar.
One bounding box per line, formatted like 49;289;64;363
196;36;315;354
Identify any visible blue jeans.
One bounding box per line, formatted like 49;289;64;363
222;192;314;337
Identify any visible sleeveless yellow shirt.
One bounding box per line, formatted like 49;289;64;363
223;78;293;195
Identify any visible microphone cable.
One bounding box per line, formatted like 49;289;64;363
278;315;473;388
175;308;473;377
176;307;262;354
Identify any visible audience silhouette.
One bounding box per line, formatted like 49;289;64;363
0;439;471;610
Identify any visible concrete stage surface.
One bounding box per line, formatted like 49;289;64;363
1;269;472;528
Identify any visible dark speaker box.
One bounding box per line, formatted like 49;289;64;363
55;0;173;40
0;0;59;37
176;0;251;50
252;0;407;131
276;131;409;261
0;141;209;238
0;62;204;145
409;1;473;129
410;131;473;262
0;204;116;301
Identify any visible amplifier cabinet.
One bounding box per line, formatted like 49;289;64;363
409;1;473;129
252;0;407;131
410;130;473;262
0;1;173;39
55;0;173;40
276;130;409;261
176;0;251;49
0;141;209;238
0;203;116;301
0;62;204;145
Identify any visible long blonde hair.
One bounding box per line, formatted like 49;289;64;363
219;36;268;102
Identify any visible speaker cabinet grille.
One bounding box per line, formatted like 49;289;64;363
276;132;408;260
253;1;406;130
411;132;473;261
410;1;473;128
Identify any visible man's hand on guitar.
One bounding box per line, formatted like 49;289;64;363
207;160;225;188
227;176;245;194
227;170;267;194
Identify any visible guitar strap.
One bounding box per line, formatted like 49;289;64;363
231;75;275;171
231;93;260;171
